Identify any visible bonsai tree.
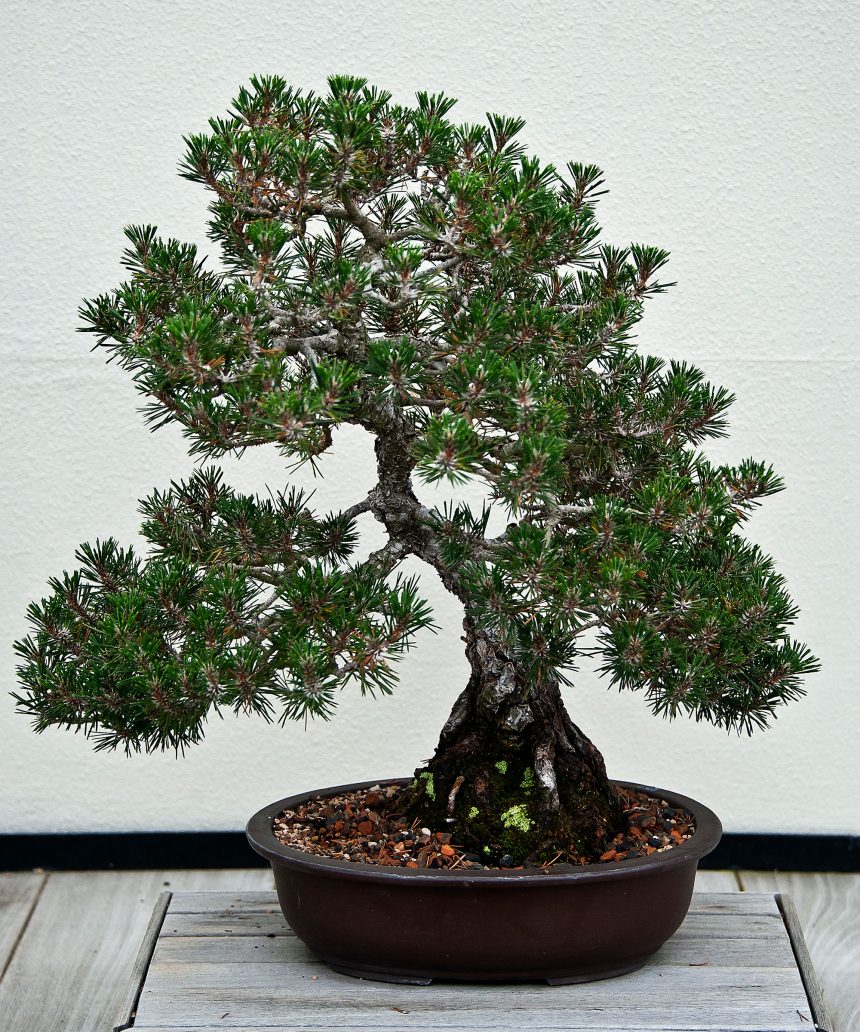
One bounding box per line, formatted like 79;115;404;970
14;75;817;862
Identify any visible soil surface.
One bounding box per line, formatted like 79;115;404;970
272;783;694;870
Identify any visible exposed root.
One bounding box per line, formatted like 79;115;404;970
534;740;560;811
398;619;625;862
446;775;465;816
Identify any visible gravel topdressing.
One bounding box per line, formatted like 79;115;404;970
272;782;695;871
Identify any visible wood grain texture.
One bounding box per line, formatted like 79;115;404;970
694;869;741;891
0;868;273;1032
132;890;814;1031
0;873;45;982
740;871;860;1032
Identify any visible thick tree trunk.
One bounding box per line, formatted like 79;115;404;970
364;422;622;863
400;617;625;863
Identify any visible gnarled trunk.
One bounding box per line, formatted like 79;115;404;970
364;425;622;863
399;617;625;864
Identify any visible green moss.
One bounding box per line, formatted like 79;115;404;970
520;768;535;791
468;806;479;819
494;760;508;775
418;771;435;801
500;803;533;834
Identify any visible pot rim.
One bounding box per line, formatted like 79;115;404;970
246;778;721;885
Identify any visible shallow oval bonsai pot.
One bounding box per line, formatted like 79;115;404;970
247;777;721;985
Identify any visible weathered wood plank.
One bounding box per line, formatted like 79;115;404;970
135;976;808;1032
138;991;809;1030
151;926;800;966
133;891;814;1031
128;1027;815;1032
0;872;45;982
694;869;741;891
167;890;283;913
740;871;859;1032
0;868;273;1032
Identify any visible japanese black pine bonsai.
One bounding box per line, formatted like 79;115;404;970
14;76;817;863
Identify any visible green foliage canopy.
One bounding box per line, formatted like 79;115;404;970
15;75;817;751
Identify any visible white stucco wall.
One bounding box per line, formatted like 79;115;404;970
2;0;857;837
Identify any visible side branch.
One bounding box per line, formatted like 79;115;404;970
340;495;374;522
338;189;390;252
267;329;340;356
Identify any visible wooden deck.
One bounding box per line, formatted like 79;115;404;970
0;869;856;1032
129;890;823;1031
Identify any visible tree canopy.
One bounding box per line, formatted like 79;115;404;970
14;75;817;752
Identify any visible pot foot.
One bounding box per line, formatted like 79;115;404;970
327;958;650;986
327;962;433;985
545;958;647;985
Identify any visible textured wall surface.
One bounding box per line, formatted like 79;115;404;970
2;0;857;836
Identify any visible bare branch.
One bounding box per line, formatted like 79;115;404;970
297;340;319;369
555;503;594;517
571;617;602;637
401;397;449;412
365;288;419;311
339;495;374;522
267;329;339;356
338;189;390;251
365;538;410;577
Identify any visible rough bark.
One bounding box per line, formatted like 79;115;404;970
397;618;624;862
363;406;624;863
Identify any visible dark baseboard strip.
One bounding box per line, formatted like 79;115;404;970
699;833;858;872
0;832;268;872
0;831;857;873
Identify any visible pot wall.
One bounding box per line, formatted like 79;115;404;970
247;778;721;983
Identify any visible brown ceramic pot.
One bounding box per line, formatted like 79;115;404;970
246;777;721;985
